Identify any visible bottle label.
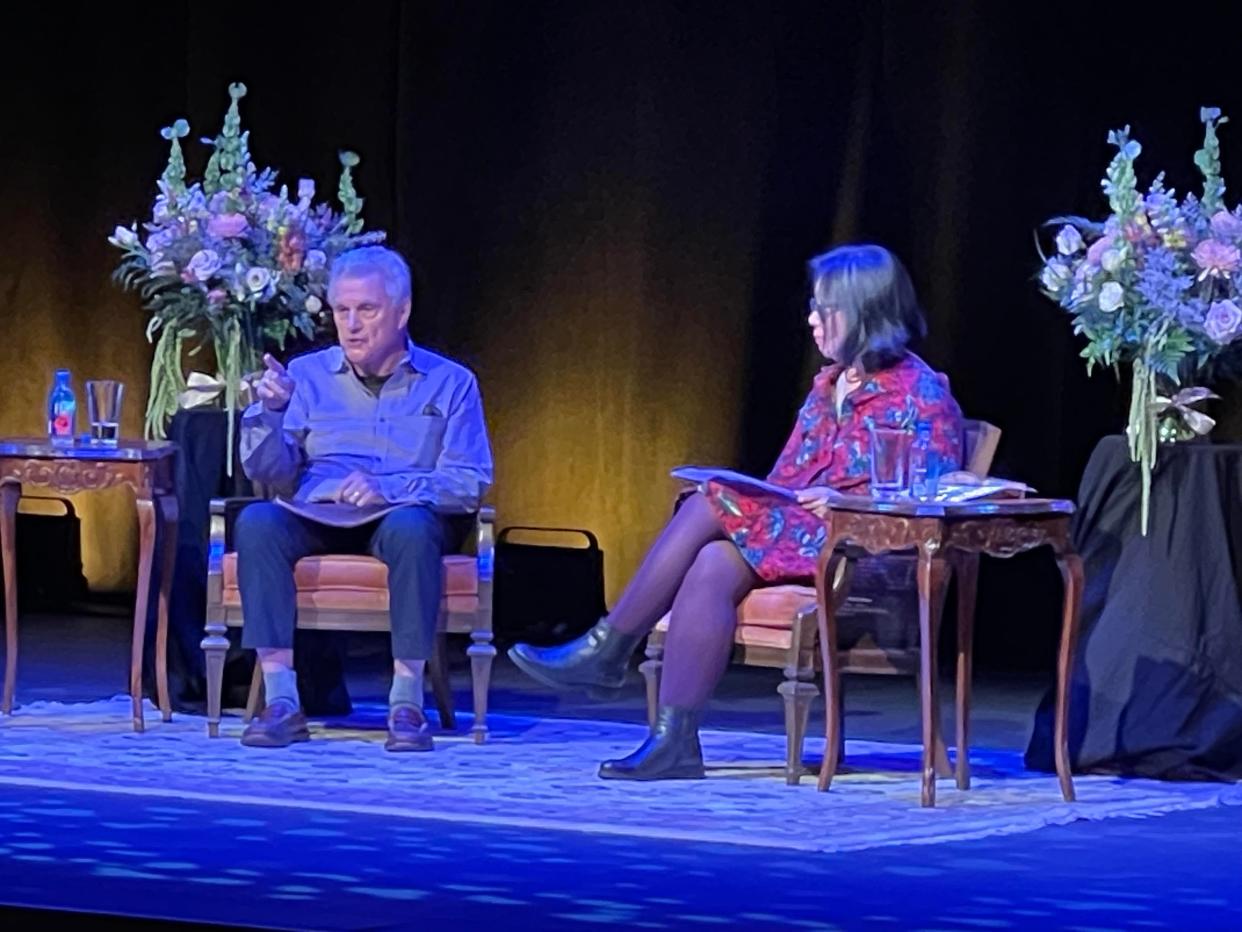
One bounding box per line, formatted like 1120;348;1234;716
50;402;75;438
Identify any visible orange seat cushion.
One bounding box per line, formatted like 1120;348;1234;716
221;552;479;613
734;624;797;651
654;583;817;649
736;585;817;628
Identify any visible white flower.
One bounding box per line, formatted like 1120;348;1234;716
1040;260;1071;292
305;249;327;271
1056;225;1084;255
1098;281;1125;313
245;267;272;294
109;225;138;248
297;179;315;202
1100;249;1124;274
305;295;323;314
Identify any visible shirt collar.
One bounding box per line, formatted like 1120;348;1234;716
815;353;915;405
328;338;424;376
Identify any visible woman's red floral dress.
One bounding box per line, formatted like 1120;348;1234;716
703;353;964;582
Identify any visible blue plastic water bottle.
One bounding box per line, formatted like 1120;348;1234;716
909;420;940;501
47;369;77;446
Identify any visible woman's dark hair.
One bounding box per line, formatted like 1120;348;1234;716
808;243;926;372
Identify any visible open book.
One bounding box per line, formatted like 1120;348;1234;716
672;466;1032;506
274;497;405;528
670;466;800;501
932;473;1034;503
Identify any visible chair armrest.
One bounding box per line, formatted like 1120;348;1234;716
475;505;496;582
210;496;265;559
211;498;497;578
210;496;264;516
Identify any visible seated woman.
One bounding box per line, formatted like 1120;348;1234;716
510;243;965;781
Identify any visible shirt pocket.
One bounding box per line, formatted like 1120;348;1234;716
386;413;447;469
305;414;376;460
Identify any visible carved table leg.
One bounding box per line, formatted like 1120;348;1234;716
130;496;157;732
1;482;19;715
156;494;178;722
816;546;850;792
1054;550;1084;803
951;550;980;790
917;541;950;808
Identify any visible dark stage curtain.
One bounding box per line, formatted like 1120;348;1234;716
5;1;1242;671
1026;437;1242;780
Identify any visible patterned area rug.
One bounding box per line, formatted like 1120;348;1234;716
0;697;1237;854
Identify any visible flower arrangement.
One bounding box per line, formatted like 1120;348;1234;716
1037;107;1242;532
109;82;385;453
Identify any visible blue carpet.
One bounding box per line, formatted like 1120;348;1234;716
5;699;1240;859
1;782;1240;929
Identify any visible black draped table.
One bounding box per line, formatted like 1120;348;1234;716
1026;435;1242;780
143;408;350;715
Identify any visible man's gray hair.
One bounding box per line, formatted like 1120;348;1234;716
329;246;412;304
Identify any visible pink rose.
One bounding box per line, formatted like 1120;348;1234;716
207;213;249;239
207;288;227;305
1205;299;1242;344
1192;239;1242;278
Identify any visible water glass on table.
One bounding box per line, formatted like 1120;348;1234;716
869;426;911;499
86;379;123;446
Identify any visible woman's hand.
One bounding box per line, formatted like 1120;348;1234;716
795;485;838;518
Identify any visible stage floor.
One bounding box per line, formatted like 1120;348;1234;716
1;612;1239;929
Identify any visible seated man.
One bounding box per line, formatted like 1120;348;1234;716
236;245;493;752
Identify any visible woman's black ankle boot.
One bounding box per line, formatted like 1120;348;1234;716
598;706;706;781
508;620;641;695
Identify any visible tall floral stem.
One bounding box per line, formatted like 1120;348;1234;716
214;317;243;478
145;325;186;440
1127;358;1158;536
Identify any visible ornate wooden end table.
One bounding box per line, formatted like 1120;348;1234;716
813;496;1082;807
0;438;178;731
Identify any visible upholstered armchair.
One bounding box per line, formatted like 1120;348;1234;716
642;420;1002;784
203;499;495;742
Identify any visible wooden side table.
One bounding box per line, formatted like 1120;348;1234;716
0;438;178;731
813;496;1082;807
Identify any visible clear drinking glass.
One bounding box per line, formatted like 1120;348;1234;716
869;426;911;499
86;380;123;446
